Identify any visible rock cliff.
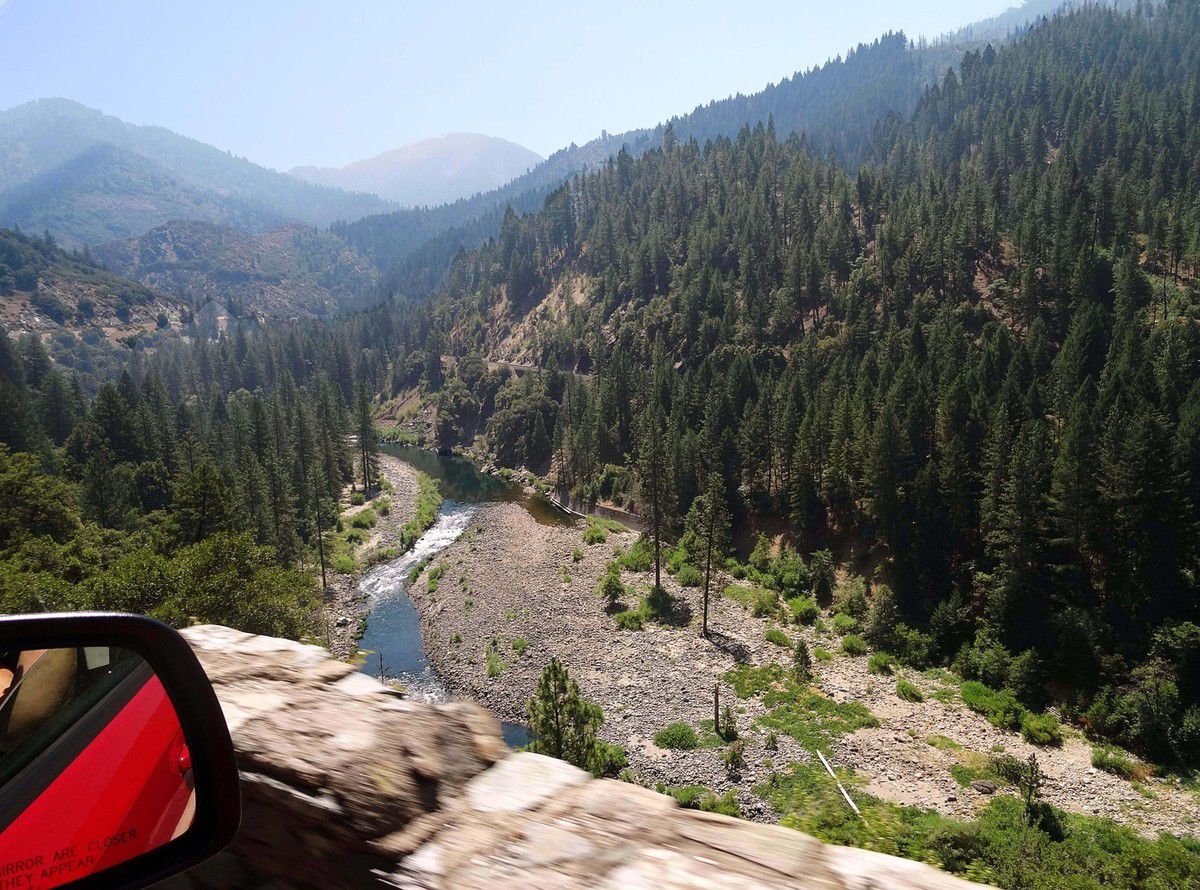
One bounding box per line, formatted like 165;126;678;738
168;625;988;889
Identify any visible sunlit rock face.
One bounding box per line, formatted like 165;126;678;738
168;626;987;890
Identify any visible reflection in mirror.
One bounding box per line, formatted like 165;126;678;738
0;647;195;888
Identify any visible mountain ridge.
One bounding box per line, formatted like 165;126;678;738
289;132;541;207
0;98;395;245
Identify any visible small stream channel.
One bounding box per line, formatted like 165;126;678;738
356;445;571;748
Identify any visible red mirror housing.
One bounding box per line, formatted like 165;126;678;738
0;614;240;889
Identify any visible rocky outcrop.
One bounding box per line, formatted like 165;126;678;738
171;626;506;889
170;625;987;889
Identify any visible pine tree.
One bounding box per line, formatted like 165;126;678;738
172;459;232;545
354;379;381;493
527;658;604;772
637;397;675;592
686;468;730;637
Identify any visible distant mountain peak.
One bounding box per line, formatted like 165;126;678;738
289;133;542;208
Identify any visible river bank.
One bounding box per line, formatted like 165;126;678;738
322;453;425;659
404;500;1200;838
405;500;788;819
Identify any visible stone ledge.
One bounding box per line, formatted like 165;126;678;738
171;626;988;889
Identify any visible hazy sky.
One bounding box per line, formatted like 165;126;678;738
0;0;1013;171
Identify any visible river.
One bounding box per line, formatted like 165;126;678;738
356;445;571;748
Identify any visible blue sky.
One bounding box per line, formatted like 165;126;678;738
0;0;1013;171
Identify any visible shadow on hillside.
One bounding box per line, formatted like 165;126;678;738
707;630;751;664
647;587;693;628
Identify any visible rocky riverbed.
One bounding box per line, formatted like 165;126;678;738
402;499;1200;839
322;453;422;659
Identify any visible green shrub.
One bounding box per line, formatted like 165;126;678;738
756;591;782;619
727;584;779;617
832;612;859;634
614;608;645;630
949;751;1020;790
809;549;836;605
767;547;811;597
720;704;738;741
892;624;934;669
349;492;365;506
794;640;812;683
659;785;741;817
654;722;700;749
896;679;924;702
583;522;607;545
1008;649;1047;710
787;595;820;625
755;686;879;753
868;652;895;675
486;650;504;678
833;576;869;618
956;628;1013;690
644;585;673;619
665;543;688;576
407;558;431;584
960;680;992;712
725;663;788;698
960;681;1025;730
989;754;1028;785
594;741;628;778
1020;711;1064;746
841;634;867;656
1091;746;1151;781
572;547;583;563
814;647;833;662
749;534;773;572
926;734;962;751
616;537;653;571
350;509;376;529
759;762;1200;888
722;739;747;776
863;584;900;650
765;626;791;647
598;569;626;610
511;636;529;656
676;564;703;588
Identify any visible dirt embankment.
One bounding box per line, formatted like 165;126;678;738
406;501;1200;838
322;454;422;658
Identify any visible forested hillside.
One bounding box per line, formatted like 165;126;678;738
0;142;280;247
0;318;365;637
95;220;379;319
0;227;194;381
334;31;964;303
362;0;1200;765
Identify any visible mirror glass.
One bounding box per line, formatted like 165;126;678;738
0;646;195;888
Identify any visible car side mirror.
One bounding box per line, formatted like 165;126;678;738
0;613;240;889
